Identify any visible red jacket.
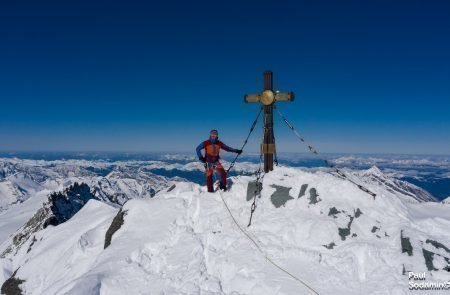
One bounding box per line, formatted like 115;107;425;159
196;140;238;163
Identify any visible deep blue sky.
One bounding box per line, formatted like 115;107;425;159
0;0;449;154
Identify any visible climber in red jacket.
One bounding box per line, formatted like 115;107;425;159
196;129;242;192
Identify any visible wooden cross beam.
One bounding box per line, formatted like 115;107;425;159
244;71;294;173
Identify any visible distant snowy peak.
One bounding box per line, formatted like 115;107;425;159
0;158;177;210
442;196;450;204
361;165;384;177
0;181;27;211
91;167;173;205
0;173;43;212
360;165;437;202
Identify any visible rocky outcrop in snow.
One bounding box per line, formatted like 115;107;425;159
104;209;126;249
0;183;98;258
0;269;24;295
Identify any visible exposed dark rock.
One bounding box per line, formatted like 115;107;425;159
444;258;450;272
1;269;24;295
246;181;261;201
309;188;321;204
43;216;58;229
49;182;96;224
323;242;336;249
104;209;127;249
328;207;341;218
426;239;450;254
401;230;413;256
338;228;350;241
1;183;97;258
149;188;156;197
298;184;308;198
385;232;390;237
166;184;176;192
270;185;293;208
338;216;354;241
376;235;381;238
337;210;361;241
225;178;234;191
1;205;51;258
26;236;37;253
421;240;450;271
371;226;379;233
422;249;438;271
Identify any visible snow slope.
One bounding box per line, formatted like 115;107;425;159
0;190;50;244
0;200;117;291
1;166;449;294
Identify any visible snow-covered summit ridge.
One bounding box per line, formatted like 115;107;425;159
1;166;449;294
358;165;437;202
0;182;97;258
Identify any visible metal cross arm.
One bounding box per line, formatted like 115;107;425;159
244;90;295;105
243;71;295;173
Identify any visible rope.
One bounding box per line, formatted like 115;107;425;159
226;106;263;174
218;192;320;295
275;107;376;198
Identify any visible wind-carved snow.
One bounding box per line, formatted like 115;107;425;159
1;166;449;295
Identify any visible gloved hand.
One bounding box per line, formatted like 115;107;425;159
237;149;243;155
199;156;206;163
